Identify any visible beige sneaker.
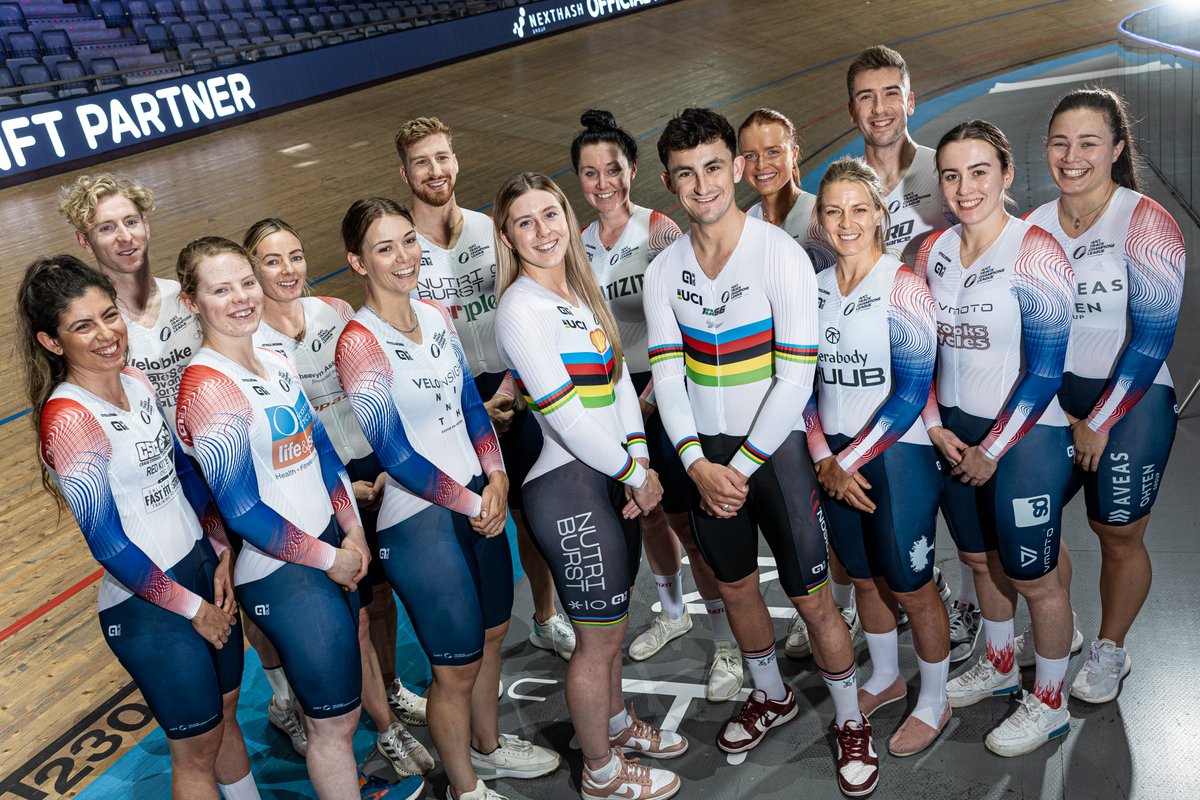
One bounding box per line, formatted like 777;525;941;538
581;750;680;800
610;711;688;759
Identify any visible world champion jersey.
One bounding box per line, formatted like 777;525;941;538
495;276;650;487
582;205;682;374
882;145;954;264
746;191;835;272
643;216;819;478
412;208;504;378
1025;187;1185;433
914;217;1075;460
336;300;505;527
176;347;360;585
254;296;372;464
123;278;203;427
804;255;937;474
41;368;222;616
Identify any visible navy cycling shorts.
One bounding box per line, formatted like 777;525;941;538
238;519;362;719
375;475;514;666
522;460;641;628
100;538;244;740
823;436;942;595
1060;376;1177;526
938;407;1073;581
476;371;543;512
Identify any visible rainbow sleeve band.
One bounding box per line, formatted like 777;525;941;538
774;342;818;364
625;432;647;449
612;454;638;483
676;436;701;459
529;379;577;415
737;439;769;466
648;343;684;365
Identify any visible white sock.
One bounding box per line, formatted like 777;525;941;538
743;644;787;701
653;571;685;620
831;579;854;609
982;617;1015;673
912;654;949;727
862;629;900;694
1033;653;1069;709
821;663;861;727
607;707;633;737
219;773;261;800
264;667;293;708
704;598;732;640
958;561;978;607
585;751;619;782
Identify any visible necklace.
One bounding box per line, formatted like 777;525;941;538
1060;183;1116;231
396;318;419;334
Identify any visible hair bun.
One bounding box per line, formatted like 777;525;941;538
580;109;618;132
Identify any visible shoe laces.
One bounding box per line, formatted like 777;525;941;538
277;705;305;738
730;690;773;727
381;724;422;759
1010;692;1047;725
712;644;740;672
1084;640;1121;677
615;753;652;786
947;604;976;639
624;716;661;746
495;734;533;756
549;614;573;639
959;655;998;683
835;719;871;763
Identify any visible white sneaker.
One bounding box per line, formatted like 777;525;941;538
387;679;428;726
581;750;679;800
377;722;435;776
529;613;576;661
470;734;561;780
946;655;1020;708
947;603;982;664
1070;639;1131;704
629;610;693;661
1014;622;1084;668
448;778;509;800
268;697;307;757
706;641;744;702
784;611;811;659
984;690;1070;756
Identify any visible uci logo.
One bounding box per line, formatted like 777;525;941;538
1073;245;1087;259
824;327;840;344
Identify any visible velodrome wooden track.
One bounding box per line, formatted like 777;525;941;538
0;0;1152;791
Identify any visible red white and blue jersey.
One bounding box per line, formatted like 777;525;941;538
746;191;835;272
914;217;1075;460
643;215;819;477
412;208;504;378
176;347;360;585
335;300;505;526
1024;187;1185;433
40;368;226;616
582;205;682;374
495;276;650;487
882;145;954;264
804;255;937;473
254;296;372;464
124;278;203;427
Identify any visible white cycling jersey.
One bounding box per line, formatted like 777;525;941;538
747;190;834;272
495;276;649;487
123;278;203;426
254;296;372;464
1025;187;1185;432
176;346;360;585
914;216;1074;460
412;208;505;379
881;145;953;265
643;215;819;477
806;254;936;473
582;205;682;374
336;300;505;526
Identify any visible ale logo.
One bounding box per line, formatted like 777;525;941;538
266;400;314;469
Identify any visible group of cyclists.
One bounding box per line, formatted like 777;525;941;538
18;43;1185;800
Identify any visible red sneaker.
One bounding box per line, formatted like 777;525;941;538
833;716;879;797
716;687;798;754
